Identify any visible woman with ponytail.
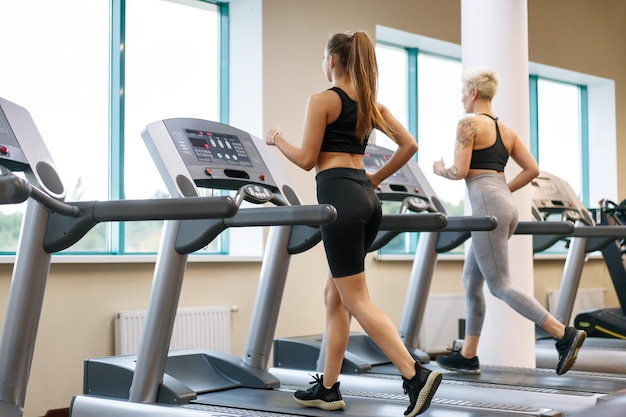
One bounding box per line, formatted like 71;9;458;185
266;31;441;416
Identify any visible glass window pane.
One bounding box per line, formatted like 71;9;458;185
376;45;413;253
376;45;408;150
537;79;582;198
124;0;220;253
417;54;465;216
0;0;109;252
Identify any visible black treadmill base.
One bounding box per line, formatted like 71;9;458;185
575;308;626;339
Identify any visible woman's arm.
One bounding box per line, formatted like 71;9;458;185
433;117;475;180
507;134;540;192
367;104;418;188
265;93;328;171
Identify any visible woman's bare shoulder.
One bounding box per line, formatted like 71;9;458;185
309;88;341;104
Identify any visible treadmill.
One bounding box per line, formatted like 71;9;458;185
270;168;626;415
574;202;626;338
72;119;560;417
0;97;246;417
532;175;626;374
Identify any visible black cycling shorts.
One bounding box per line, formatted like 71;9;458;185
315;168;382;278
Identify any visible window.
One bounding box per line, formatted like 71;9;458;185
375;44;413;253
376;45;465;255
375;44;409;150
0;0;227;255
415;53;464;215
534;78;585;202
0;0;109;252
123;0;221;253
376;46;466;211
531;77;588;254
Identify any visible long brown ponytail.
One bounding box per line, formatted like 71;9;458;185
326;31;395;141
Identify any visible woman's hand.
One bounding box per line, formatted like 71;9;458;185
366;171;381;190
433;158;445;176
265;128;281;146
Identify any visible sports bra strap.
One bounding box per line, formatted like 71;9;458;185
478;113;498;122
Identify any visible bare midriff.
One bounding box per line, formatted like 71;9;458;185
316;151;364;173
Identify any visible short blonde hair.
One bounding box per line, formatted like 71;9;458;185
462;67;499;100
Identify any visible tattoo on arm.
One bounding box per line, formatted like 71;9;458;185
456;118;477;149
440;165;459;179
435;118;476;180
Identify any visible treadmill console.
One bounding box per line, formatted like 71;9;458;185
364;144;435;211
0;103;30;172
0;97;65;199
148;118;279;192
530;172;594;226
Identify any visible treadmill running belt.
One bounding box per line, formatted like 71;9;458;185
433;365;626;394
370;363;626;394
191;387;552;416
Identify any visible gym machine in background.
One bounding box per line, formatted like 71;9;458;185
574;198;626;338
533;174;626;373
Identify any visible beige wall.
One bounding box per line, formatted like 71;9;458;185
2;1;624;416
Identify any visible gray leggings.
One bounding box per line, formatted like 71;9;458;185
464;173;550;336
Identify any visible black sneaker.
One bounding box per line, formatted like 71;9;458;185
555;326;587;375
293;374;345;411
436;350;481;374
402;361;442;417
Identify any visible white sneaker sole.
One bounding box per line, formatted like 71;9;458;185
293;397;346;411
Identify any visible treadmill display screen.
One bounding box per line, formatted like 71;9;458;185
0;107;16;144
532;177;561;197
0;111;8;134
185;129;252;167
364;151;410;183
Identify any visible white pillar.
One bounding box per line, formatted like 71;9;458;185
461;0;536;367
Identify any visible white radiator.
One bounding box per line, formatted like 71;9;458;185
548;287;606;325
418;293;466;354
115;305;234;355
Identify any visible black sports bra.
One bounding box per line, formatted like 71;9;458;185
320;87;368;154
469;113;509;172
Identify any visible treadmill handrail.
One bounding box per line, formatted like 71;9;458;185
174;204;337;254
443;215;498;232
368;213;448;251
379;213;448;231
571;225;626;238
42;197;239;253
0;168;80;216
514;221;575;235
0;166;31;205
372;214;496;253
435;215;499;253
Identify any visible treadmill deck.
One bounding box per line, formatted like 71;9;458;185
191;387;553;417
